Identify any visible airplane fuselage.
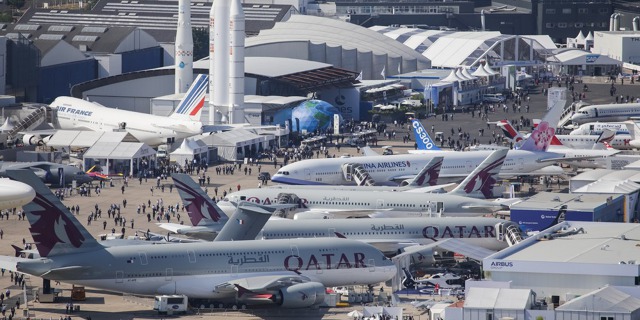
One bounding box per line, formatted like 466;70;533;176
52;97;202;146
271;150;559;186
570;103;640;124
16;238;394;299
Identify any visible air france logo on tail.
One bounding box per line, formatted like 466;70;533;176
173;177;223;226
412;120;441;151
463;155;506;198
28;194;86;257
174;74;208;117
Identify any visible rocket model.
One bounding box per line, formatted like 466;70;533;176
174;0;193;94
228;0;245;124
210;0;230;124
209;0;245;124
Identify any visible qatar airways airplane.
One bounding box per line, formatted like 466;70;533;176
0;170;395;309
221;149;509;220
49;74;208;146
165;173;523;263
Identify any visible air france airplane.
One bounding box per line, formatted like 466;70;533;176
221;149;509;220
0;170;395;309
50;74;208;146
570;103;640;124
166;174;522;260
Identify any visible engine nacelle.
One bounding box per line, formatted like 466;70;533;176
400;179;411;186
293;212;334;220
630;139;640;149
22;134;43;146
275;282;326;308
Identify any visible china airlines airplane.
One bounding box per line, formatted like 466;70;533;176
50;74;208;146
0;170;395;309
165;173;523;262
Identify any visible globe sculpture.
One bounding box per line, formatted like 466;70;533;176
291;100;342;132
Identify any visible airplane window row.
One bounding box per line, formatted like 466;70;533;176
308;201;371;206
126;273;163;278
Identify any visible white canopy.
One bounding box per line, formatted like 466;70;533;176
585;31;594;42
483;63;499;75
461;68;477;80
456;68;473;81
472;65;494;77
170;138;208;165
575;31;586;43
0;118;13;132
442;69;465;83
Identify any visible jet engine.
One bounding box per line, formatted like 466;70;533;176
22;134;51;146
274;282;326;308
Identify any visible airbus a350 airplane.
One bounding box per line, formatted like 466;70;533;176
50;74;208;147
0;170;396;308
220;149;509;220
570;103;640;124
165;174;522;262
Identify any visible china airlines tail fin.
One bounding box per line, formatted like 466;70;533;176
6;170;100;258
448;149;508;199
172;173;228;227
169;74;208;121
412;119;441;151
519;94;566;152
406;156;443;187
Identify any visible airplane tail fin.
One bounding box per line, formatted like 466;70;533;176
449;149;508;199
412;119;441;151
408;156;443;187
214;203;272;241
496;120;524;144
171;173;228;227
169;74;208;121
593;129;616;150
6;170;100;258
519;94;566;152
401;267;416;288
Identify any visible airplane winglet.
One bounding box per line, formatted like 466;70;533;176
334;232;347;239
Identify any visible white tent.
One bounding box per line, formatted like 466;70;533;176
442;69;465;83
0;118;14;132
83;141;156;176
472;65;494;77
170;138;209;165
575;30;586;44
461;68;477;80
456;68;473;81
483;63;499;75
557;286;640;320
585;31;594;42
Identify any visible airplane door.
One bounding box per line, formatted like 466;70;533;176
290;245;300;257
187;250;196;263
304;169;311;179
230;265;239;277
138;252;148;265
165;268;173;281
328;228;336;237
518;158;524;171
368;259;375;272
465;161;473;173
376;199;384;209
115;271;124;283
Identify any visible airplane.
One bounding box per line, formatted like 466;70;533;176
570;103;640;124
497;119;630;150
166;173;522;262
0;161;92;186
0;179;35;210
49;74;208;147
401;268;464;289
623;121;640;149
569;122;629;136
221;149;510;219
0;170;396;308
85;165;123;181
410;119;442;152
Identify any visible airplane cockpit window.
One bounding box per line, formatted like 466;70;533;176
277;171;290;175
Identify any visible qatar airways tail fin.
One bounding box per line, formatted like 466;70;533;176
449;149;508;199
412;119;441;151
519;92;566;152
170;74;208;121
6;170;100;258
407;156;443;187
171;173;228;227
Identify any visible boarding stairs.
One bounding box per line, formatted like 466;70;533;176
341;163;376;186
557;101;589;129
503;223;524;247
7;106;48;141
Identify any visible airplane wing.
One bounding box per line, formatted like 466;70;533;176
153;123;198;134
361;147;380;156
295;208;393;219
390;240;496;262
157;223;196;234
403;183;456;193
212;273;322;305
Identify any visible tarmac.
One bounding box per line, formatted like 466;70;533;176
0;78;636;319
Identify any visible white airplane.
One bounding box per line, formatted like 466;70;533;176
570;103;640;124
401;268;464;289
569;122;629;136
165;174;522;263
271;105;568;186
0;170;396;309
221;149;510;220
49;74;208;147
0;179;35;210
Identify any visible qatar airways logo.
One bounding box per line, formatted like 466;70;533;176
57;106;93;117
362;161;409;170
422;225;496;240
412;120;434;149
284;253;367;271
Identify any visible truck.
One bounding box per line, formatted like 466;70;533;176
157;144;169;159
153;295;188;315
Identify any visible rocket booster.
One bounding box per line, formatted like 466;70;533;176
210;0;230;124
228;0;245;124
175;0;193;94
